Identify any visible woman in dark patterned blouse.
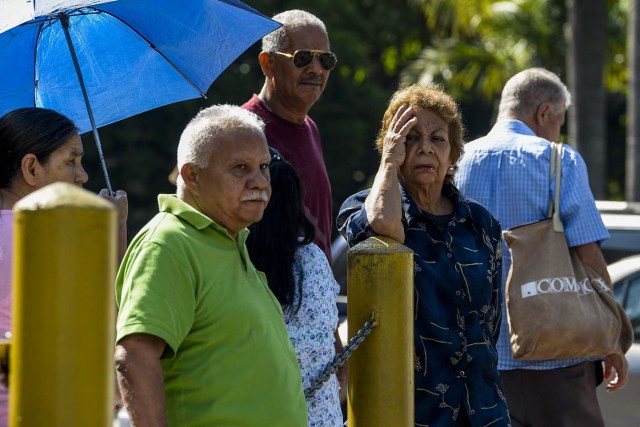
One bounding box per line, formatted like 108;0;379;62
337;84;511;427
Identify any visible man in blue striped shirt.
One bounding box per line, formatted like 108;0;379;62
456;68;628;427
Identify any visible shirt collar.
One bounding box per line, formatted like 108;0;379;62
157;194;249;242
400;183;474;227
490;119;537;137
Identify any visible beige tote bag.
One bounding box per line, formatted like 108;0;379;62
503;143;633;360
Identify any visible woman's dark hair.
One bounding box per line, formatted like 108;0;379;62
247;155;315;314
0;107;78;188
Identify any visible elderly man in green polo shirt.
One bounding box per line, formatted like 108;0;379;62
114;104;308;426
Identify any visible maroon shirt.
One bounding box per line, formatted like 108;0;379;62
242;94;333;262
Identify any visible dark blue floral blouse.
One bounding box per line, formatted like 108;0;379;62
337;184;511;427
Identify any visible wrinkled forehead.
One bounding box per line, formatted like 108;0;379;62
210;127;268;159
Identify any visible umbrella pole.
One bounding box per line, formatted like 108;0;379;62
60;13;113;196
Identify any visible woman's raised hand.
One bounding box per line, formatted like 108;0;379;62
382;103;417;169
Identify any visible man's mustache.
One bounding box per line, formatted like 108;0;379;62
241;191;269;202
300;77;324;85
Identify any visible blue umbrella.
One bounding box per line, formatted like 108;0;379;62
0;0;279;193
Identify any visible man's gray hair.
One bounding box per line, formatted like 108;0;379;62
498;68;572;120
262;10;327;52
176;104;265;183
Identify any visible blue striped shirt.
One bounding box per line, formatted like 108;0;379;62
455;119;609;370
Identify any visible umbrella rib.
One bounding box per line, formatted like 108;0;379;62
86;6;208;99
32;20;48;108
60;12;114;194
12;8;100;30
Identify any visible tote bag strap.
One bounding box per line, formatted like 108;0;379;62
549;142;564;232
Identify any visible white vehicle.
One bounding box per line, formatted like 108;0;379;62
596;200;640;263
597;254;640;427
332;201;640;425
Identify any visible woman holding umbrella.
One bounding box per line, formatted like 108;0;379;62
0;107;128;424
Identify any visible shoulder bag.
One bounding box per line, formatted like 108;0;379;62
503;142;633;360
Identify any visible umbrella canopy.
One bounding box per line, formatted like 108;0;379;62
0;0;279;191
0;1;115;34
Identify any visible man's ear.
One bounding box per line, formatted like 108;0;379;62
20;154;40;187
180;163;200;195
535;102;551;127
258;51;274;78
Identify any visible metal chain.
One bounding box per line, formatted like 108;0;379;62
304;311;378;399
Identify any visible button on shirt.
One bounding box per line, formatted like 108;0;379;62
337;184;510;427
456;119;610;371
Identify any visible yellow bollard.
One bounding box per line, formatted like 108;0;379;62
347;236;414;427
10;183;116;427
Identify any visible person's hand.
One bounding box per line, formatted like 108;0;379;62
603;352;628;392
99;189;128;225
99;189;128;261
381;103;417;169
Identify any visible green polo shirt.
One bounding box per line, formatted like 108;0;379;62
116;194;307;426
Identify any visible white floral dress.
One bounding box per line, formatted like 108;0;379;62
284;243;342;427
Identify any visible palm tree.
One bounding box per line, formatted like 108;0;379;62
404;0;634;198
566;0;607;199
628;0;640;200
403;0;566;104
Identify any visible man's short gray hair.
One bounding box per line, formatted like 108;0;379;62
176;104;265;181
498;68;572;120
262;10;327;52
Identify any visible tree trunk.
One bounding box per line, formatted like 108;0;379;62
628;0;640;201
566;0;607;199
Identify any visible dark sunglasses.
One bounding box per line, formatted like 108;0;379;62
273;49;337;71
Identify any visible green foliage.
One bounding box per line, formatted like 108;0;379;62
80;0;632;236
400;0;631;198
606;0;630;93
83;0;432;237
403;0;566;103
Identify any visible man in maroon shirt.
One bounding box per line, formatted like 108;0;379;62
242;9;336;261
